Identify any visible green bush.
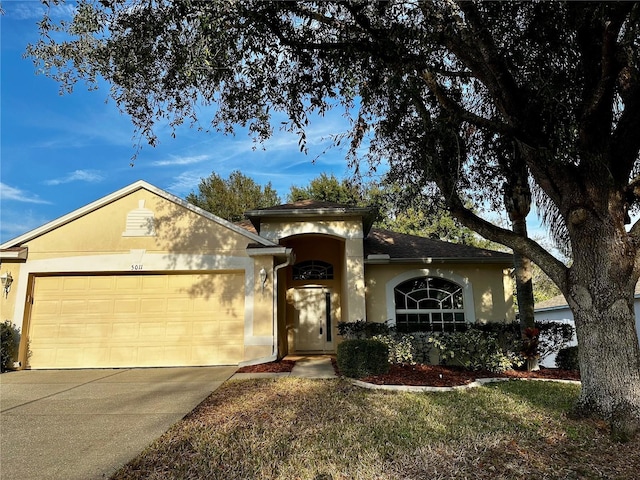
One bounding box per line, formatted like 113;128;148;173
432;328;524;373
1;320;20;373
535;321;575;360
371;334;416;365
337;339;390;378
556;345;580;371
337;320;389;339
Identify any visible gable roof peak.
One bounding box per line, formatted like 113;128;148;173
0;180;276;249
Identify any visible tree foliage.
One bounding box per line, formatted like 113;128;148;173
288;173;363;205
26;0;640;436
186;170;281;222
290;173;492;247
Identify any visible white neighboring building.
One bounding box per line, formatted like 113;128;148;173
534;289;640;367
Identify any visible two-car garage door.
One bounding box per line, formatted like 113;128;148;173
27;272;245;369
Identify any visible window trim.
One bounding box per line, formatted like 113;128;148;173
385;269;475;327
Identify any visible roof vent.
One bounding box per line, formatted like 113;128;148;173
122;199;156;237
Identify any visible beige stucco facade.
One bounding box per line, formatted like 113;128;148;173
1;182;282;369
364;263;515;326
0;181;515;369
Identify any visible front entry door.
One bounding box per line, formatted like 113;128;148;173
293;287;332;352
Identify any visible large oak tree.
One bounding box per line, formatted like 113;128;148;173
27;1;640;438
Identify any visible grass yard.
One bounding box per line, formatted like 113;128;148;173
111;378;639;480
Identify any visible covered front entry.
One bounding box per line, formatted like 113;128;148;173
289;287;334;352
26;272;245;369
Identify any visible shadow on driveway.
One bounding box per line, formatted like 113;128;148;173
0;366;236;480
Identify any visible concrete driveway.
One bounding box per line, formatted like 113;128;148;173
0;366;236;480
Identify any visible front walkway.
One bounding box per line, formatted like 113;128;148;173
231;355;336;380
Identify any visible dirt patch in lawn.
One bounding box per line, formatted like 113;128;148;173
358;364;580;387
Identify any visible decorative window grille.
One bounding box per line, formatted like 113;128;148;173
292;260;334;281
394;277;466;333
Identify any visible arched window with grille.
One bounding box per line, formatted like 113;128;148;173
394;277;467;333
292;260;334;281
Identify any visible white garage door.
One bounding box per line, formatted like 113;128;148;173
28;273;245;369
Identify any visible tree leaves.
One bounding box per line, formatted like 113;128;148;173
186;170;281;222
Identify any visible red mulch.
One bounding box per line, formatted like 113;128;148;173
237;359;580;387
236;360;296;373
359;363;580;387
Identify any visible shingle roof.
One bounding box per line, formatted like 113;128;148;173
535;283;640;311
534;294;568;310
237;211;513;264
364;228;513;263
252;199;356;210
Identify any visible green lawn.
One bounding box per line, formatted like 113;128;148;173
111;378;639;480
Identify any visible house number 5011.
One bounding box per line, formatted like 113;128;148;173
131;264;144;270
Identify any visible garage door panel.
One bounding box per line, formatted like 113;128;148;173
111;323;132;337
115;276;140;290
60;299;88;315
87;299;113;313
114;298;138;314
140;298;166;313
142;276;167;291
29;273;245;369
85;324;111;337
63;277;88;291
58;324;87;338
89;276;114;290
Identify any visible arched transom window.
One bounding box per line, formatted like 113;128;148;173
292;260;334;281
394;277;466;333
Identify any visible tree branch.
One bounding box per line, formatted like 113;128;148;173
452;1;522;123
613;83;640;181
446;189;569;292
421;71;515;136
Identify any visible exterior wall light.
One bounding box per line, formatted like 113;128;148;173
1;272;13;298
259;267;268;292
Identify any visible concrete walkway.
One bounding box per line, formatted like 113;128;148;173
231;355;337;380
0;366;236;480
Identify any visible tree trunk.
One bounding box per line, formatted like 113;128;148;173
511;217;536;331
502;160;537;369
568;212;640;441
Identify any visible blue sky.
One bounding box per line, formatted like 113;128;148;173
1;1;364;244
1;1;556;252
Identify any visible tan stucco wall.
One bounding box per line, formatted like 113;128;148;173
6;187;278;367
281;235;344;353
0;262;24;366
259;218;364;243
23;190;252;261
250;256;276;339
364;263;515;325
269;218;367;341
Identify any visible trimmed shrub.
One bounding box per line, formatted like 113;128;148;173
431;328;524;373
556;345;580;371
337;339;390;378
1;320;20;373
371;334;416;365
337;320;389;340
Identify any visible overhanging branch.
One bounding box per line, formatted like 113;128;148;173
445;188;569;292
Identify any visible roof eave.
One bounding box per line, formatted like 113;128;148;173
0;247;28;262
245;207;377;236
365;256;514;265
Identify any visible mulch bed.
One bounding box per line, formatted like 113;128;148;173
237;359;580;387
359;363;580;387
236;359;296;373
